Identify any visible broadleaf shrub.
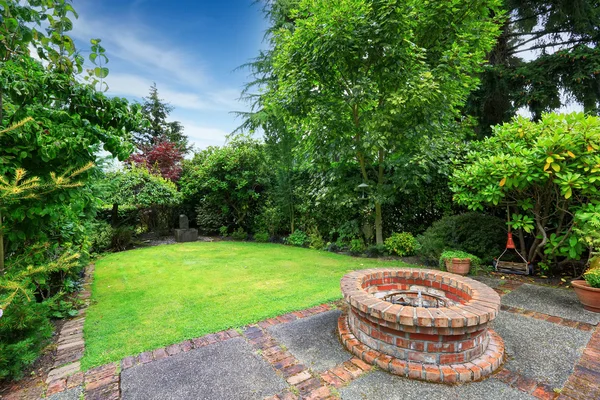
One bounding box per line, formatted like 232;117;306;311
254;232;269;242
349;239;365;255
365;244;388;258
231;227;248;241
286;230;308;247
384;232;419;257
416;213;505;264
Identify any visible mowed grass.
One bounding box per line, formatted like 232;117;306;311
81;241;416;369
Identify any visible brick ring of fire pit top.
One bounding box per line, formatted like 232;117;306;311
338;268;505;383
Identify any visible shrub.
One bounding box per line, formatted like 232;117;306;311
0;300;53;381
326;242;341;253
417;212;505;264
308;230;325;250
231;227;248;241
89;221;112;253
219;226;229;237
439;250;481;269
584;268;600;288
384;232;419;257
254;232;269;242
111;226;134;251
286;230;308;247
349;239;365;255
196;205;228;235
365;244;388;258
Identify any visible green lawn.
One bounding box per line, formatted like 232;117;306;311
81;241;416;369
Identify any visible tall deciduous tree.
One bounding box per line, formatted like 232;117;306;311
134;84;191;153
261;0;503;245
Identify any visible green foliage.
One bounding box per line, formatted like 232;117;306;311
308;229;325;250
416;213;506;264
110;226;134;252
439;250;481;269
254;232;270;243
384;232;419;257
179;137;271;234
255;0;504;245
451;113;600;266
0;300;53;381
133;84;190;153
286;230;308;247
231;227;248;241
467;1;600;136
349;239;366;255
365;244;388;258
219;226;229;237
0;0;142;380
48;298;80;319
89;221;113;253
584;268;600;288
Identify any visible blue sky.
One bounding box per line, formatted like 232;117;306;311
72;0;268;150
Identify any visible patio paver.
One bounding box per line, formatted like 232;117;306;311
120;337;287;400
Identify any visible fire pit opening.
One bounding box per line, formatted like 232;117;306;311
338;268;505;383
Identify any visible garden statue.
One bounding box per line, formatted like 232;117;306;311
174;214;198;243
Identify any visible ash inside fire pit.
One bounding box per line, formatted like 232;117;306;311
382;290;451;308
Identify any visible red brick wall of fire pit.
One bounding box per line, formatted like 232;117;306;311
339;268;505;383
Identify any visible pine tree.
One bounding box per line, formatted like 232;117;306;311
134;84;191;153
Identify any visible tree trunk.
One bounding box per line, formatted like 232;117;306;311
375;201;383;245
111;203;119;227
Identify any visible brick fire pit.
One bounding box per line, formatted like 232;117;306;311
338;268;505;383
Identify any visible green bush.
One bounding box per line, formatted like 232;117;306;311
308;230;325;250
254;232;270;242
286;230;308;247
439;250;481;269
0;300;53;381
89;221;112;253
584;268;600;288
219;226;228;237
365;244;388;258
384;232;419;257
349;239;365;255
231;227;248;241
111;226;134;251
417;212;505;264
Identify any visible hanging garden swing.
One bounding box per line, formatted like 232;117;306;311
493;208;533;275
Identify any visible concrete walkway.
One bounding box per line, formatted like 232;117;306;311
46;277;600;400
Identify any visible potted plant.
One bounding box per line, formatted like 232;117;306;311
439;250;480;276
571;204;600;312
572;267;600;313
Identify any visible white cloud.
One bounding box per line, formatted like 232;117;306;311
105;73;242;112
70;12;205;88
180;122;230;149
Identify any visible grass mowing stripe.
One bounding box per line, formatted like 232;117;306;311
81;241;416;369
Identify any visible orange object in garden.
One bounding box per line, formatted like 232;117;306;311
494;207;531;275
506;232;516;249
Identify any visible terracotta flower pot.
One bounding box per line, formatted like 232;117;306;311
572;280;600;313
445;258;471;276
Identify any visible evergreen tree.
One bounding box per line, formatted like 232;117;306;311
134;84;191;153
467;0;600;137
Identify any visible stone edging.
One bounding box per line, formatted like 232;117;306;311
45;264;95;397
557;324;600;400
